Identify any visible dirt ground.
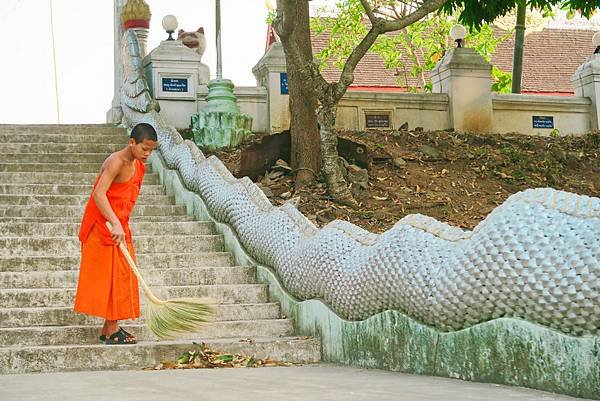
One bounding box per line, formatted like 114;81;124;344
200;129;600;233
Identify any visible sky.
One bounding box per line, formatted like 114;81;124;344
0;0;327;124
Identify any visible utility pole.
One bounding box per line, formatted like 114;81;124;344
215;0;222;80
49;0;61;123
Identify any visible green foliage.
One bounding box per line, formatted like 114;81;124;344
492;66;513;93
313;1;513;92
442;0;600;28
266;10;276;25
312;1;368;71
311;0;600;92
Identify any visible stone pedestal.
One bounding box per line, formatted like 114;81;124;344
430;48;493;133
252;42;289;133
142;40;207;129
192;79;253;149
202;79;240;113
571;54;600;130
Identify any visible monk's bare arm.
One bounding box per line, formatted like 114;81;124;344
92;156;125;243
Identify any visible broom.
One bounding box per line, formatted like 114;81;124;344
106;222;216;339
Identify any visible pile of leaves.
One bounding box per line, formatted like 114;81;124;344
146;342;293;370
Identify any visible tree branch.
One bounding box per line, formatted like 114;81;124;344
336;26;381;100
381;0;447;33
359;0;377;23
333;0;447;101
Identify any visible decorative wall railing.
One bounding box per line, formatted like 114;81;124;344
120;29;600;338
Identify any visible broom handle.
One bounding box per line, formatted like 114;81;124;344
105;221;164;305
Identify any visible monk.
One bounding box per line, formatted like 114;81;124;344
74;123;158;345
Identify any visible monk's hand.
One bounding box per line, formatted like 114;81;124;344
109;221;126;244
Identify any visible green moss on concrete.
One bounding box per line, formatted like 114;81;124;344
435;319;600;398
257;266;600;399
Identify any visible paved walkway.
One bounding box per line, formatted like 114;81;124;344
0;364;588;401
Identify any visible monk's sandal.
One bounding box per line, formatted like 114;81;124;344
105;327;137;345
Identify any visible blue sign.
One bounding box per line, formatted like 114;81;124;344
162;78;188;93
532;116;554;129
280;73;289;95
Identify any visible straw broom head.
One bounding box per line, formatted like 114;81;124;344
144;297;216;340
106;222;217;339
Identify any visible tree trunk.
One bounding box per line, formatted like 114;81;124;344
279;2;320;189
317;103;356;206
511;1;526;93
274;0;443;205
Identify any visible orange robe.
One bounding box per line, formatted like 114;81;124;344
74;159;145;321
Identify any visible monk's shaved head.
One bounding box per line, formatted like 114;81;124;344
130;123;157;144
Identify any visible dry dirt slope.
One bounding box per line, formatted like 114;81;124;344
202;129;600;233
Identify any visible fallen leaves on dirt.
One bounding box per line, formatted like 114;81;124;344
146;342;294;370
201;128;600;233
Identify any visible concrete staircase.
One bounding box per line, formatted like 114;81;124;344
0;124;320;374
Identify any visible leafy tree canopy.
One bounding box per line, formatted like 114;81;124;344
442;0;599;28
312;1;514;92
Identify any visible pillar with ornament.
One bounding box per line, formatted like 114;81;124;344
107;0;151;123
191;0;253;149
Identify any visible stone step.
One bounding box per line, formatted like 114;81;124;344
0;215;196;223
0;252;233;272
0;221;213;237
0;184;165;196
0;337;321;374
0;284;268;307
0;303;281;328
0;320;294;347
0;124;125;136
0;133;127;144
0;124;321;374
0;172;159;185
0;204;186;220
0;162;152;173
0;193;171;206
0;266;257;289
0;235;223;257
0;153;115;164
3;143;127;154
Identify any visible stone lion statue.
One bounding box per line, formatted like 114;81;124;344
178;27;207;57
177;27;210;84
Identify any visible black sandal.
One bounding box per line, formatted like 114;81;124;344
105;328;137;345
119;327;134;338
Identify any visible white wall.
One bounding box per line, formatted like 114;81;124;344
336;92;449;131
492;94;591;136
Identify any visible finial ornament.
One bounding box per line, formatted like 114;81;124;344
121;0;151;29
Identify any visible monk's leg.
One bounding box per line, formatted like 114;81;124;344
101;320;118;338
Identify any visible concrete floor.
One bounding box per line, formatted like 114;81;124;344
0;364;589;401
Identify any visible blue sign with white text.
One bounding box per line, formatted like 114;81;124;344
532;116;554;129
162;78;188;93
280;73;289;95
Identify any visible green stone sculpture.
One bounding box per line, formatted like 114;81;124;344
191;79;253;149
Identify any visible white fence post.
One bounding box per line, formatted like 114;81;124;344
572;54;600;131
143;40;205;129
252;42;290;133
430;47;493;133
